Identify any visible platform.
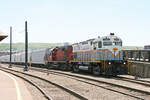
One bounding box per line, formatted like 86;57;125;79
0;70;33;100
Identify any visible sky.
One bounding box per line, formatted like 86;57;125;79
0;0;150;46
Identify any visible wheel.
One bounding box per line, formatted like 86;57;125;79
47;63;54;69
60;64;68;71
47;63;51;69
73;64;79;72
88;65;93;73
93;66;100;75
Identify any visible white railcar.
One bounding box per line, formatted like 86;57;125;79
0;48;50;66
31;49;49;65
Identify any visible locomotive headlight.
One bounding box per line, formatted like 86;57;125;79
108;62;111;65
123;62;126;65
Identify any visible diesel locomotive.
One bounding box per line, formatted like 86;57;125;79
70;33;128;75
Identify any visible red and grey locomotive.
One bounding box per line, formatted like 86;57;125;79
47;33;128;75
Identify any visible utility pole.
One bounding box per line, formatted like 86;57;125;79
9;26;12;68
24;21;28;71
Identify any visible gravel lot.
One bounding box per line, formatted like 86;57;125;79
1;64;144;100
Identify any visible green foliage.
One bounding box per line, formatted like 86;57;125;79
0;43;144;51
0;43;63;51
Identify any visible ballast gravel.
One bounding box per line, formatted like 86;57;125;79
1;64;142;100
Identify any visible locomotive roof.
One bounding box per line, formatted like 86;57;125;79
101;34;122;41
72;38;95;45
93;34;122;42
55;45;72;48
72;33;122;45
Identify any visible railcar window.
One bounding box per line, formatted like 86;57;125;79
114;38;119;41
103;37;110;41
82;41;88;45
103;42;112;46
93;42;97;50
98;41;102;48
113;42;122;46
90;41;93;45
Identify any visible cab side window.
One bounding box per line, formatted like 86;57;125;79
98;41;102;48
93;42;97;50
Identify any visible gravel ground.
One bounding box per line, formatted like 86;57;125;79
23;80;47;100
28;70;150;100
1;64;143;100
22;74;79;100
42;68;150;93
119;75;150;81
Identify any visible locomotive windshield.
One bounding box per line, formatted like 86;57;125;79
103;41;122;46
98;41;102;48
113;42;122;46
103;42;112;46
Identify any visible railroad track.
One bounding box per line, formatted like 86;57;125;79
114;76;150;87
117;76;150;83
4;64;150;100
0;66;88;100
32;68;150;99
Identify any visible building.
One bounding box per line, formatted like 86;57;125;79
0;31;7;41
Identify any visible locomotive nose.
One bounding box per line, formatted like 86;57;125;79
113;48;118;57
113;48;118;51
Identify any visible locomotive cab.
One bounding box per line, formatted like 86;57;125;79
92;33;122;57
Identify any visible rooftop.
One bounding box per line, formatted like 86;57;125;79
0;32;8;41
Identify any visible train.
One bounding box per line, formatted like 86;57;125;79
124;50;150;62
144;45;150;50
0;33;129;76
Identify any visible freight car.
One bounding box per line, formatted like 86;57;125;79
123;50;150;62
144;45;150;50
0;49;50;67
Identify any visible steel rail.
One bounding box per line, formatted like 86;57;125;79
26;67;149;100
116;76;150;85
2;64;149;100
